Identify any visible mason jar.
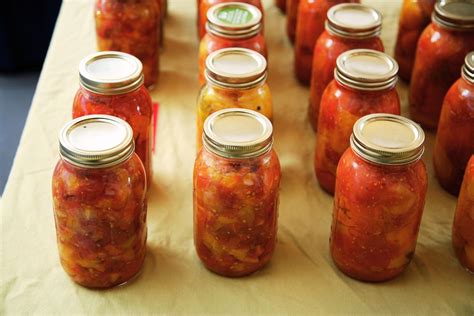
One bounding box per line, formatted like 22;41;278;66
434;51;474;195
308;3;384;131
72;52;153;188
331;114;428;282
199;2;267;86
452;155;474;273
198;0;263;39
314;49;400;194
197;48;272;149
286;0;300;43
95;0;159;88
409;1;474;129
394;0;435;82
52;115;147;288
294;0;359;85
194;108;281;277
276;0;286;13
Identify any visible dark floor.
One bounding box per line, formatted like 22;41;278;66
0;72;39;195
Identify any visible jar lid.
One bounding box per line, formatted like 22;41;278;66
462;51;474;84
203;108;273;159
205;48;267;89
433;1;474;30
206;2;262;39
326;3;382;39
79;51;144;95
350;114;425;165
335;49;398;91
59;114;135;168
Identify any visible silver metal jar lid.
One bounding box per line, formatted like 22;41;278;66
79;51;144;95
462;51;474;84
205;48;267;89
350;114;425;165
433;1;474;30
206;2;262;39
59;114;135;168
203;108;273;159
326;3;382;39
335;49;399;91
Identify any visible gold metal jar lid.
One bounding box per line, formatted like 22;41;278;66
79;51;144;95
203;108;273;159
350;114;425;165
462;51;474;84
206;2;262;39
326;3;382;39
433;0;474;30
335;49;398;91
59;114;135;168
205;48;267;89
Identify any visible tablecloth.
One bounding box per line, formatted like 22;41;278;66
1;0;473;314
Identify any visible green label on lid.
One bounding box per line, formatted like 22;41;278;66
216;7;253;25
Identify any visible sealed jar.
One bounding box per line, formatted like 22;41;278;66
314;50;400;194
294;0;359;85
198;0;263;39
394;0;435;82
52;115;147;288
308;3;384;131
95;0;159;88
194;108;281;277
452;155;474;273
331;114;427;282
434;52;474;195
276;0;286;13
409;1;474;130
197;48;272;149
286;0;300;43
199;2;267;86
72;52;153;187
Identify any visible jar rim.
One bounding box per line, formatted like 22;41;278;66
326;3;382;39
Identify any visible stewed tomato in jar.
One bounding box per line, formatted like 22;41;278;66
198;3;266;86
276;0;286;13
314;50;400;195
452;155;474;273
409;1;474;130
52;115;147;288
434;52;474;195
286;0;300;43
72;52;153;188
308;3;384;131
394;0;435;82
197;48;272;149
95;0;159;88
331;114;427;282
198;0;263;39
294;0;359;85
194;108;281;277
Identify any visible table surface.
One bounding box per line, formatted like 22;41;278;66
1;0;473;314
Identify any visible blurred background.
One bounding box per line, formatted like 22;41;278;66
0;0;62;196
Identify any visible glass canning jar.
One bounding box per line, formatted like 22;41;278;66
198;0;263;39
294;0;359;85
308;3;384;131
276;0;286;12
95;0;159;88
199;2;267;86
409;1;474;130
394;0;435;82
194;108;281;277
197;48;272;149
52;115;147;288
433;52;474;196
452;155;474;273
286;0;300;43
72;52;153;188
331;114;427;282
314;49;400;194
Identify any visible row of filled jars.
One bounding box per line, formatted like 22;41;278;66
95;0;168;88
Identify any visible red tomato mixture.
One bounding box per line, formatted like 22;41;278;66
52;155;147;288
194;149;281;277
286;0;300;43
